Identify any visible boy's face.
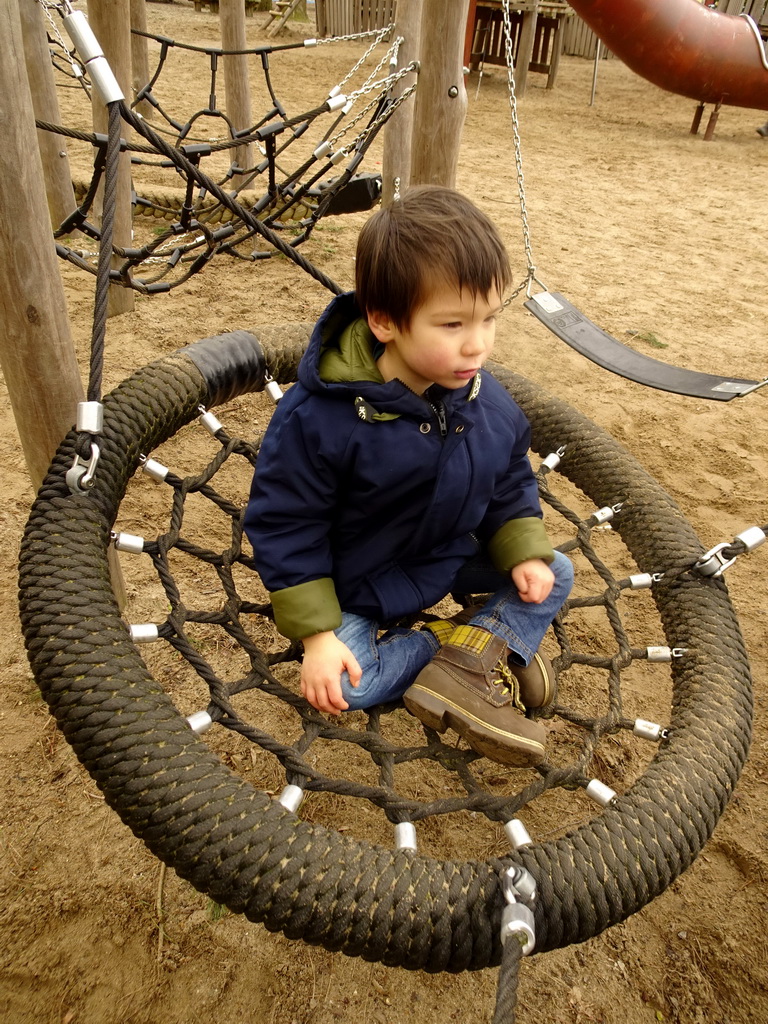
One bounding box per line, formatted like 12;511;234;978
369;284;502;395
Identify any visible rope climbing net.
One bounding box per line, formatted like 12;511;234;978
19;325;755;981
38;3;413;294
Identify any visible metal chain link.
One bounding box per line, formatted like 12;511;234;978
329;62;418;151
38;0;84;81
351;36;402;99
331;77;417;161
501;0;547;302
318;25;393;78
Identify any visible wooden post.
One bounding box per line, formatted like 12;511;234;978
515;1;539;98
315;0;327;37
130;0;154;120
409;0;470;188
19;0;77;229
381;0;422;205
86;0;135;317
220;0;253;186
0;0;84;490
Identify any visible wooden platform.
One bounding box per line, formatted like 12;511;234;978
464;1;573;95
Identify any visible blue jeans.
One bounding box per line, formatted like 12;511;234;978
336;550;573;710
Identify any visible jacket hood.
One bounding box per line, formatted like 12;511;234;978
297;292;479;420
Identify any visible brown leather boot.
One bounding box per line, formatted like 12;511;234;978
509;650;557;711
403;631;547;767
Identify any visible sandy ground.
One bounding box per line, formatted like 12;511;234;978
2;4;768;1023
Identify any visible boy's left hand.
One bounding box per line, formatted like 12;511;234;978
511;558;555;604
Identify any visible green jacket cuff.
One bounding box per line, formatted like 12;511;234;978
487;518;555;574
270;578;343;640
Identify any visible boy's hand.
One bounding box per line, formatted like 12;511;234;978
511;558;555;604
300;631;362;715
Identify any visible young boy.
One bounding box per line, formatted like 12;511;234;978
244;185;573;767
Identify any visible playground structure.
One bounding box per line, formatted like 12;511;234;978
4;2;768;1022
567;0;768;137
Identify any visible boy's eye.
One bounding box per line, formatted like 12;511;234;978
443;321;462;329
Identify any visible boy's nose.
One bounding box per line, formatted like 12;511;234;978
462;327;488;356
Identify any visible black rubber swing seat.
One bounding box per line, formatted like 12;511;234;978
18;324;753;969
524;291;765;401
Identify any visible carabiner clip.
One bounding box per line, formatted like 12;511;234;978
66;442;100;494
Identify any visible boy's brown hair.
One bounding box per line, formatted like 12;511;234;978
355;185;511;329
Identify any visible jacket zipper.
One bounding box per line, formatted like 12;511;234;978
430;399;448;438
394;379;449;439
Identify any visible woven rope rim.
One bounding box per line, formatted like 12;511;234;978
18;326;752;970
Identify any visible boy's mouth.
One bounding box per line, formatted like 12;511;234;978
454;369;478;380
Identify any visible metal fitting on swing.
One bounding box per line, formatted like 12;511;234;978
77;401;104;435
695;526;767;578
264;372;283;403
586;779;617;807
277;784;305;813
326;93;348;112
504;818;532;850
646;645;687;662
111;531;145;554
186;710;213;735
590;503;623;526
141;456;169;483
66;443;100;494
541;446;566;472
63;11;124;106
198;406;223;436
129;623;159;644
500;864;536;955
394;822;417;852
633;718;670;742
313;141;333;160
628;572;664;590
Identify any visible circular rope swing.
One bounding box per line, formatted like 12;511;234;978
19;326;752;972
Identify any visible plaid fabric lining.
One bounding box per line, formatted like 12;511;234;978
422;619;455;646
449;624;494;654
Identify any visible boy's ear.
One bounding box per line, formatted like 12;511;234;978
367;310;396;344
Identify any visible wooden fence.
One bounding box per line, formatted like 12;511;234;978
561;13;615;59
315;0;396;36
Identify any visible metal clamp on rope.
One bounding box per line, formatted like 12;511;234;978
66;401;104;493
500;864;536;955
695;527;767;578
264;371;283;403
62;10;125;106
591;502;623;526
66;443;100;493
541;446;566;472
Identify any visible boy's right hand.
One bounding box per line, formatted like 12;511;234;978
300;631;362;716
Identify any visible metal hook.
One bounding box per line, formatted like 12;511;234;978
66;442;100;494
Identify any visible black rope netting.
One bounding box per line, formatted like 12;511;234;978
42;18;410;294
19;326;753;974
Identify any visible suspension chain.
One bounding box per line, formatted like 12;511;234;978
501;0;546;301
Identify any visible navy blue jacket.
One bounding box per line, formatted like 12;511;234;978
244;293;553;640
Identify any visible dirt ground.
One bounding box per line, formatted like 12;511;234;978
2;3;768;1023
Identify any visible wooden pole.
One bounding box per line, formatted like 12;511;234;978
315;0;327;37
86;0;135;317
19;0;77;229
0;0;84;490
130;0;154;120
514;1;539;98
381;0;422;205
220;0;253;187
409;0;469;188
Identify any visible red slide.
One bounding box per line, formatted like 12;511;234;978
567;0;768;110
